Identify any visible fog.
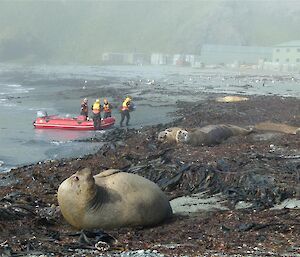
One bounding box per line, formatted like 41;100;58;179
0;0;299;64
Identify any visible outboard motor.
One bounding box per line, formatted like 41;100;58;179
37;110;48;118
129;103;136;111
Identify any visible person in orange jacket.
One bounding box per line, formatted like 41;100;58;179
91;99;101;129
103;98;113;119
120;97;132;127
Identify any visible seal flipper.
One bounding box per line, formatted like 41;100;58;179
95;169;120;178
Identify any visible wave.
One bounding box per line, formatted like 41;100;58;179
50;140;72;146
0;84;35;95
7;84;22;88
28;107;50;111
14;87;35;93
2;103;16;107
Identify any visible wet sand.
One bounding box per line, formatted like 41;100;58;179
0;91;299;256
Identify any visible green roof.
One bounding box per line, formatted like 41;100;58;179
275;40;300;47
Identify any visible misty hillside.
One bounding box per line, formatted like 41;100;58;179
0;0;299;64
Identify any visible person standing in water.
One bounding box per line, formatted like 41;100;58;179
80;98;89;119
91;99;101;129
103;98;113;119
120;97;132;127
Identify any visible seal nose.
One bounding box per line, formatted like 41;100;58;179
72;176;79;181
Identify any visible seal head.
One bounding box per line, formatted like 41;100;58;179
57;168;98;228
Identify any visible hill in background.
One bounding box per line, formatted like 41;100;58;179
0;0;299;64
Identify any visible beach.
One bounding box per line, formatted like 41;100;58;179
0;66;299;256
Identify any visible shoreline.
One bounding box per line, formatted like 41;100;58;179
0;93;299;256
1;65;300;174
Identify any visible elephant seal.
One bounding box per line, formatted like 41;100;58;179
254;121;300;135
57;168;172;230
176;124;252;146
216;96;248;103
157;127;187;144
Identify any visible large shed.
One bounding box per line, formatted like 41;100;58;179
272;40;300;64
200;44;272;65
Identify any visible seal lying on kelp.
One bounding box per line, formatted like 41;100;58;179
57;168;172;230
216;95;249;103
157;127;187;144
176;124;252;146
254;121;300;135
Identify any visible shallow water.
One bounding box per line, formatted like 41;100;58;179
0;64;299;172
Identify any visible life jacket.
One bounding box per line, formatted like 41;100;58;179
92;102;101;114
122;100;130;111
103;103;111;112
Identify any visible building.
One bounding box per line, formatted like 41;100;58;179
127;53;150;65
261;41;300;72
102;52;150;65
172;54;201;66
272;40;300;65
150;53;171;65
102;53;127;65
200;44;272;66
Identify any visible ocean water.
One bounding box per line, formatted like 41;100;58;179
0;64;299;172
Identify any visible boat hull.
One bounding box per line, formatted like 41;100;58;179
33;116;115;130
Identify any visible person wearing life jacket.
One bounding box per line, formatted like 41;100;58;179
103;98;112;119
80;98;89;119
120;96;132;127
91;99;102;129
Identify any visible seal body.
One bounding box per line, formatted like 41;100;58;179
177;124;252;146
157;127;186;144
57;168;172;229
255;122;300;135
216;96;249;103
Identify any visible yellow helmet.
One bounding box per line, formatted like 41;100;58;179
95;99;100;103
125;97;131;102
103;98;108;103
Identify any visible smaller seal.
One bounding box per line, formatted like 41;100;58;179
157;127;187;144
254;121;300;135
177;124;252;146
216;96;249;103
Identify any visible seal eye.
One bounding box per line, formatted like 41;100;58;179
73;176;79;181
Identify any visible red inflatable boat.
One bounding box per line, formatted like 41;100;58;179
33;112;115;130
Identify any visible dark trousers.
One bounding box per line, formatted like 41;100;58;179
120;110;130;126
103;111;111;119
80;110;88;119
93;113;101;130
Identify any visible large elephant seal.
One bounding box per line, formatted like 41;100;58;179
176;124;252;146
157;127;187;144
255;121;300;135
57;168;172;230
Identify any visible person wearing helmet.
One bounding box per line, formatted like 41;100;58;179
80;98;89;119
103;98;113;119
91;99;102;129
120;96;132;127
